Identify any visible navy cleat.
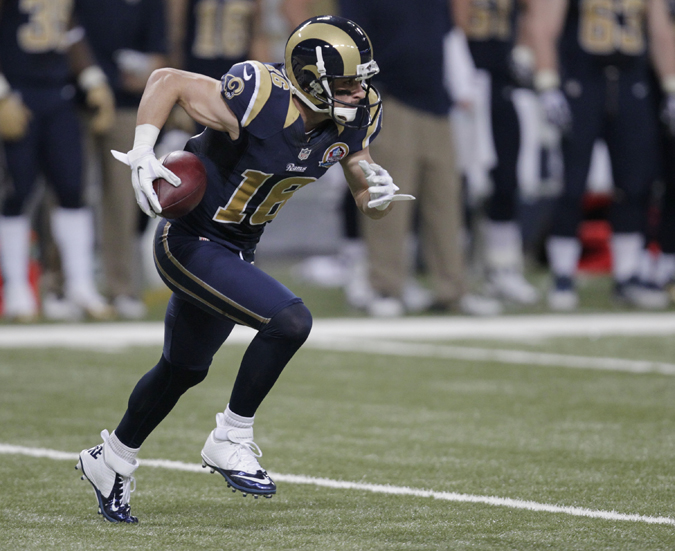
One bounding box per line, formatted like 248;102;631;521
76;430;139;523
201;413;276;498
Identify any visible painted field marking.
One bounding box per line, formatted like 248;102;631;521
306;338;675;375
1;315;675;375
1;313;675;349
1;443;673;526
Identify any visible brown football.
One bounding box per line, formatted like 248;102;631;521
153;151;207;219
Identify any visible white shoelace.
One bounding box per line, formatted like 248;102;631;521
233;439;263;471
120;475;136;506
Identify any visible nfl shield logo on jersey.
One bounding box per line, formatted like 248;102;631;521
298;148;311;161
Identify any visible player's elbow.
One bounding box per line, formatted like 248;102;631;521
146;67;180;90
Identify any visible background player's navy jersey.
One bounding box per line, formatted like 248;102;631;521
184;0;257;79
173;61;382;251
466;0;518;77
76;0;168;108
0;0;73;87
340;0;452;114
560;0;649;70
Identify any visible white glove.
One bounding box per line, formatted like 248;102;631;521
661;94;675;136
358;160;415;210
111;146;181;217
539;88;572;134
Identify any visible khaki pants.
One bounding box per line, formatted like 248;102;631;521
362;96;466;303
90;108;139;298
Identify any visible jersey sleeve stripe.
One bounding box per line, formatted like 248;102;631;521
362;88;382;148
241;61;273;128
284;92;300;128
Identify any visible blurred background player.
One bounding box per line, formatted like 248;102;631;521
76;0;169;319
340;0;502;316
637;0;675;303
527;0;675;310
459;0;540;305
0;0;115;321
166;0;269;136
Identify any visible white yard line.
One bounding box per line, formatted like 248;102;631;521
1;313;675;349
1;443;673;526
306;338;675;375
1;314;674;375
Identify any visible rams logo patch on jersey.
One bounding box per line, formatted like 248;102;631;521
223;74;245;99
320;143;349;168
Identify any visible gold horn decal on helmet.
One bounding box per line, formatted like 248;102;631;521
285;23;365;80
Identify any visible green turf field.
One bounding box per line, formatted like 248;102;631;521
2;309;675;550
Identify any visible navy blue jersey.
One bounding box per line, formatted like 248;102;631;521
173;60;382;251
184;0;256;79
0;0;73;87
76;0;168;108
560;0;649;70
340;0;452;114
466;0;518;77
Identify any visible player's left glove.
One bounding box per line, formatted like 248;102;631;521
112;145;181;217
79;66;116;134
358;160;415;211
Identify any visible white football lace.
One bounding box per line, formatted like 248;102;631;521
234;439;263;472
121;475;136;506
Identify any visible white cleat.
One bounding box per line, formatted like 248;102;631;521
42;293;83;322
113;295;147;320
201;413;276;497
548;288;579;311
614;280;670;310
366;295;405;318
458;294;503;316
66;286;115;320
486;269;540;305
548;276;578;311
76;430;138;523
2;283;38;322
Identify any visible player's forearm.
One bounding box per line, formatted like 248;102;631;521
527;0;566;75
648;0;675;87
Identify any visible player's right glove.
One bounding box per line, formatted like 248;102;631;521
538;88;572;134
358;160;415;210
509;45;535;89
535;70;572;134
661;94;675;136
112;145;181;217
0;74;32;141
78;66;116;134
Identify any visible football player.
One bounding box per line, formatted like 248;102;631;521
460;0;541;305
460;0;542;304
0;0;115;321
169;0;267;78
76;15;413;523
340;0;502;317
638;0;675;301
527;0;675;309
